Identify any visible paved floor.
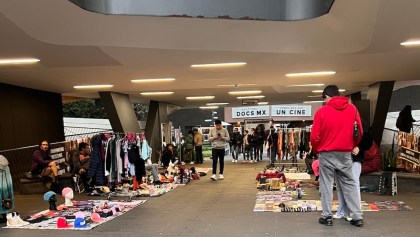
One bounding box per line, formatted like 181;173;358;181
1;156;420;237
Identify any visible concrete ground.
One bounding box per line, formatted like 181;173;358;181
1;155;420;237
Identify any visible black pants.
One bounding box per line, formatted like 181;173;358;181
79;171;92;191
195;146;203;163
212;148;225;175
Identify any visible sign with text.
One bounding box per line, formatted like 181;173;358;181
271;105;311;117
232;106;270;118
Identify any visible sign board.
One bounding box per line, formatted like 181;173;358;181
232;106;270;118
271;105;311;117
396;132;420;173
242;99;259;105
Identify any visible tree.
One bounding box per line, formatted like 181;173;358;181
63;99;148;120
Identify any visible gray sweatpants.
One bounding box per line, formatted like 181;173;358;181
318;151;363;220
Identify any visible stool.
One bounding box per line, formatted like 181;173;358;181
378;171;397;196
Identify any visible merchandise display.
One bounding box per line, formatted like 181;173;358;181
3;200;147;230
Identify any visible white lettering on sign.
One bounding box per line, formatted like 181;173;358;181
232;106;270;118
50;147;64;154
271;105;311;117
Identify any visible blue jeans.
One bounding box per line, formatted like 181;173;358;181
212;148;225;175
336;161;362;217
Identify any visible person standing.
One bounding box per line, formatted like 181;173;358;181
193;128;204;164
208;120;230;181
396;105;416;133
249;128;257;163
310;85;364;227
243;130;250;162
231;128;242;163
184;131;195;164
267;126;279;165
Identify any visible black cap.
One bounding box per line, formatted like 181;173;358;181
322;85;340;99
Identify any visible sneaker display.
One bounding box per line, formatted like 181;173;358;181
219;174;224;180
14;212;29;226
210;174;217;181
6;213;23;227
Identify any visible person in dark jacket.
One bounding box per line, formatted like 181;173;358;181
73;142;92;192
231;128;243;162
334;121;372;220
267;126;279;165
396;105;416;133
31;140;59;183
161;144;178;168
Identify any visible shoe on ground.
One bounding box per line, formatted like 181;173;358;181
210;174;217;181
250;160;253;163
319;217;333;226
190;162;194;165
350;219;364;227
14;213;29;226
219;174;224;180
235;160;238;163
6;213;23;227
346;216;353;221
333;213;345;219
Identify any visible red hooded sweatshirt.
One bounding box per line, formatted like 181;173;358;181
310;96;363;154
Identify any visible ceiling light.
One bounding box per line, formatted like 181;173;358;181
191;62;247;68
213;117;218;119
258;102;269;105
286;71;336;77
217;84;257;87
228;90;262;95
400;40;420;46
286;83;325;87
73;85;114;89
0;58;40;65
308;95;322;98
206;102;229;106
303;101;324;104
204;119;212;122
131;78;175;83
312;89;346;93
140;91;174;95
236;95;265;99
199;106;219;109
186;96;215;100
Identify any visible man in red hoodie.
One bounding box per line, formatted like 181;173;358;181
310;85;364;227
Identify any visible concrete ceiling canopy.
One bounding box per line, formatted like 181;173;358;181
69;0;335;21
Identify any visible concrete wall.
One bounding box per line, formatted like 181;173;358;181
0;83;65;150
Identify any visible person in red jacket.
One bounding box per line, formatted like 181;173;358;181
310;85;364;227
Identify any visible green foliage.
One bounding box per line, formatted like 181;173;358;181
382;149;397;170
62;99;107;119
62;99;149;120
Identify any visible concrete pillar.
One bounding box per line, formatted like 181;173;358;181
145;100;179;163
99;92;141;133
367;81;395;145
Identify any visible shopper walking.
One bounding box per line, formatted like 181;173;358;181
243;130;251;162
193;128;204;164
208;120;230;180
310;85;364;227
231;128;242;162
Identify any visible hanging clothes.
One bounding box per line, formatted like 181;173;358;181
1;155;14;214
88;134;106;185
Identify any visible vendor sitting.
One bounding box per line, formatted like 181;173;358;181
31;140;59;184
161;144;178;168
73;142;93;192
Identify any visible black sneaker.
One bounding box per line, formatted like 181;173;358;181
350;219;364;227
319;217;333;226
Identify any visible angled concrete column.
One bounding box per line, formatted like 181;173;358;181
99;92;141;133
145;100;179;163
367;81;395;146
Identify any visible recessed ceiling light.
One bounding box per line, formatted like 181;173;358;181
258;102;269;105
228;90;262;95
237;95;265;99
199;106;219;109
400;40;420;46
0;58;40;65
131;78;175;83
186;96;215;100
312;89;346;93
204;119;212;122
191;62;247;68
140;91;174;95
217;84;257;87
206;102;229;106
286;83;325;87
308;95;323;98
303;101;324;104
286;71;336;77
73;85;114;89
